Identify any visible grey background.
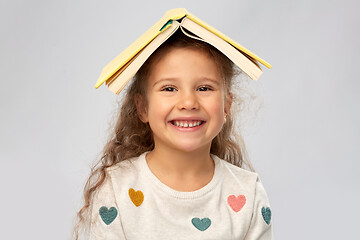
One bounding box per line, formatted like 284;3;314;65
1;0;359;239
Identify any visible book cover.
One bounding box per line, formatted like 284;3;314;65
95;8;271;91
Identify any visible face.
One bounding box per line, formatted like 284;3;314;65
136;47;232;154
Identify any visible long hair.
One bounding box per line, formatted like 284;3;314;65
73;30;257;239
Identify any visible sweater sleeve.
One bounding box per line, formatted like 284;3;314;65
244;176;273;240
89;173;126;240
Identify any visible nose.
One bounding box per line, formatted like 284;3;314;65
177;91;200;110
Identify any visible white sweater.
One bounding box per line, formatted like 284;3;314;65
90;152;273;240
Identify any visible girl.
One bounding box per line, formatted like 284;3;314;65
74;30;273;239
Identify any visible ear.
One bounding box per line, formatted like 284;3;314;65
134;94;149;123
224;93;233;116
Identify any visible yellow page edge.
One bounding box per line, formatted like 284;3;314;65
186;14;272;69
95;8;188;89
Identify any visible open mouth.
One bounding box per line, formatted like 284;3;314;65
170;120;205;128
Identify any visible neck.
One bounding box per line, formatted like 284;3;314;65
146;145;214;179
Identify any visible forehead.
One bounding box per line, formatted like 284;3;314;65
148;47;222;84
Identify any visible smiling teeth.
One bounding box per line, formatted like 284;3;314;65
173;121;202;128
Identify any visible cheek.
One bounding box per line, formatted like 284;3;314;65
147;96;171;119
205;96;225;114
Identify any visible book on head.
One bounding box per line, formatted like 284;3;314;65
95;8;271;95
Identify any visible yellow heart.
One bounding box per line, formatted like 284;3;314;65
128;188;144;207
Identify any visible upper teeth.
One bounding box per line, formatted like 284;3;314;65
173;121;202;128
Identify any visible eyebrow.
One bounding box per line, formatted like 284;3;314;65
152;77;221;87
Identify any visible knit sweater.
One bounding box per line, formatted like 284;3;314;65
90;151;273;240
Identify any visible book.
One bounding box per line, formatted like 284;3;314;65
95;8;271;94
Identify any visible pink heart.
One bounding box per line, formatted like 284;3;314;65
227;195;246;212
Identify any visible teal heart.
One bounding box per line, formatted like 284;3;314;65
191;217;211;231
99;206;118;225
261;207;271;224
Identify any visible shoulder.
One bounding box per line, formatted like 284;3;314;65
107;154;141;171
221;159;258;179
90;153;146;218
106;153;144;180
219;158;258;188
93;153;145;198
217;157;270;203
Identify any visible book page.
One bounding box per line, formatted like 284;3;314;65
180;17;262;80
108;21;181;94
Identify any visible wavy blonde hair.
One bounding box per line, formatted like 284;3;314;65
73;30;258;239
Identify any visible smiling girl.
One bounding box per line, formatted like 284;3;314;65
73;27;273;240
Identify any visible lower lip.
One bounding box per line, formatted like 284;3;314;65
168;122;205;132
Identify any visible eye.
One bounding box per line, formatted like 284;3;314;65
161;86;177;92
197;85;213;91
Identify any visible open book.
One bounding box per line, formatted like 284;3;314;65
95;8;271;95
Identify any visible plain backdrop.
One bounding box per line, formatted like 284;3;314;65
1;0;359;239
